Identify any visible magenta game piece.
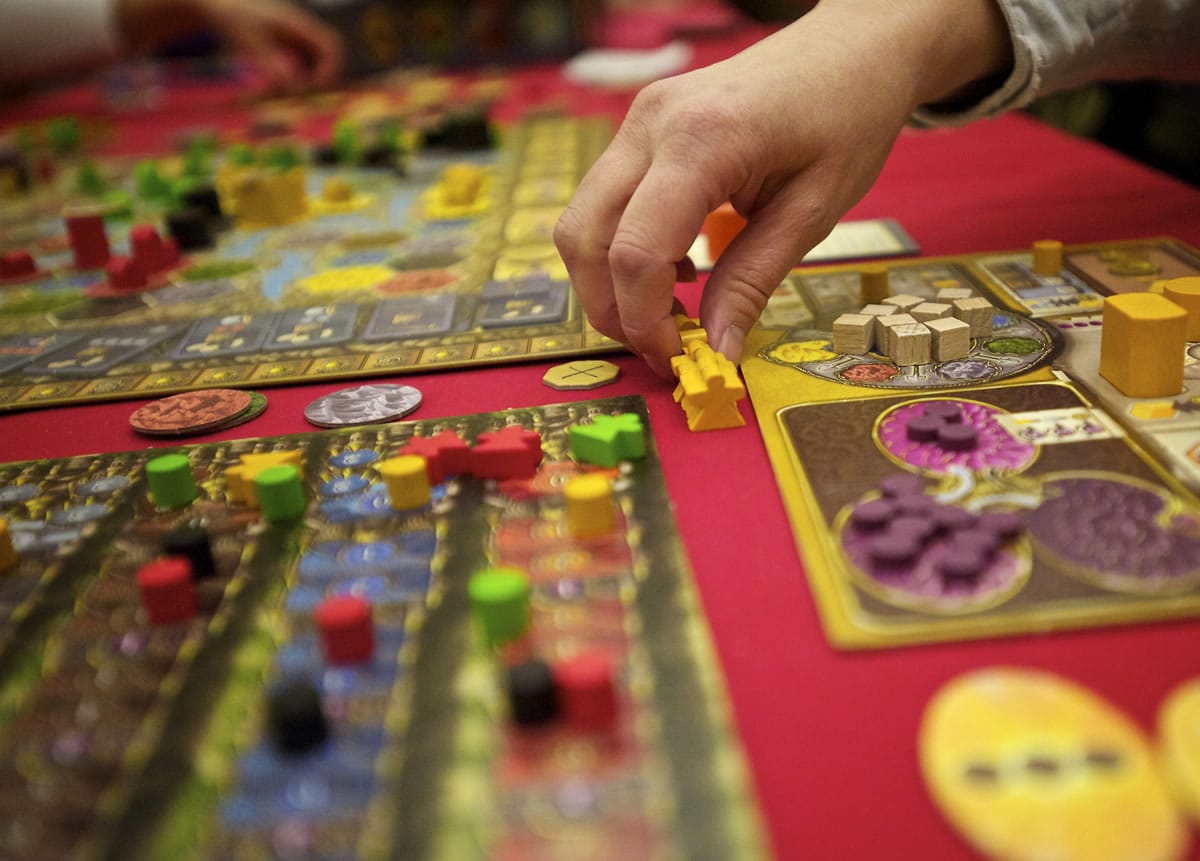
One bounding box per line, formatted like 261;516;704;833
937;423;978;452
948;527;1001;557
878;473;925;498
931;504;977;534
850;498;896;531
888;515;937;544
924;401;963;423
937;549;989;584
894;493;936;517
869;533;921;567
978;510;1026;539
905;414;943;443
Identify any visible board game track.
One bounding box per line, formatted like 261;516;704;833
0;116;619;413
0;394;767;860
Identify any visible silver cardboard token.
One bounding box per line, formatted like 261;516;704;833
304;383;423;428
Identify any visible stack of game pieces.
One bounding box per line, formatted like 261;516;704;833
129;389;268;437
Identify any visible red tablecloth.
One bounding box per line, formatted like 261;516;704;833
3;21;1200;860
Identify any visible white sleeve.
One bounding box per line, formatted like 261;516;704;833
913;0;1200;127
0;0;120;85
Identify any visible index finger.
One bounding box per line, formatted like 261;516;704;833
608;157;726;371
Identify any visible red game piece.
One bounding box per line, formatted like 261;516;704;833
431;429;470;475
0;250;37;281
397;437;446;484
65;210;111;269
555;652;618;733
129;224;165;271
314;595;375;665
160;235;181;269
469;426;543;480
106;256;147;291
136;557;196;625
397;430;472;484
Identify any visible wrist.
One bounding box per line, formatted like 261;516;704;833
806;0;1013;112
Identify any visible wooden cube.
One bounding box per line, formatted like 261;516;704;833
1099;293;1186;398
882;293;924;313
890;323;931;365
926;317;971;361
832;313;874;355
952;297;994;337
936;286;972;302
877;313;917;357
857;305;893;345
910;302;953;324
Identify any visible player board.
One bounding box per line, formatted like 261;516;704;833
0;103;619;413
741;237;1200;649
0;394;766;859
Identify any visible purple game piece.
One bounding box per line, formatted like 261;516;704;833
869;533;921;567
938;548;989;585
924;401;963;423
931;504;977;534
906;415;944;443
894;493;936;517
937;423;978;452
949;527;1001;557
879;473;925;499
978;510;1026;540
850;498;897;531
888;515;937;544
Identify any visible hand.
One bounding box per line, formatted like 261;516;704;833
117;0;343;92
555;0;1011;377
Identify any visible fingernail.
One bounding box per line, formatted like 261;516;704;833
715;323;745;363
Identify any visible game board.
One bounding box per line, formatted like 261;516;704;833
0;394;766;859
742;237;1200;649
0;103;619;413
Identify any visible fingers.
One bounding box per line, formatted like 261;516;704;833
267;5;343;88
700;174;835;362
607;155;725;376
208;0;343;92
555;129;651;347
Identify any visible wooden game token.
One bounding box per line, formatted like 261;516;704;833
920;668;1186;861
130;389;253;436
542;360;621;391
303;383;422;428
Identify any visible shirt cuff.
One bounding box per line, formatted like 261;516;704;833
910;0;1039;127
